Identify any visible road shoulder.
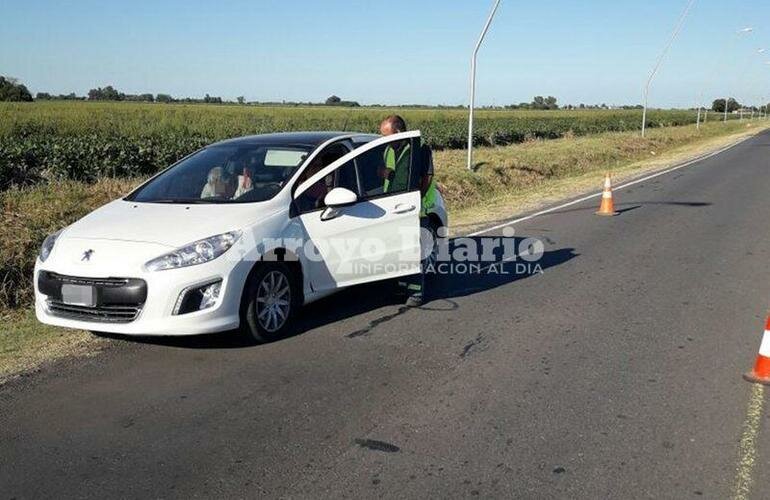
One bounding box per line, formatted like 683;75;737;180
450;124;769;236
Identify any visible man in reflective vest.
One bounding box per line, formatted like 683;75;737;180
379;115;438;307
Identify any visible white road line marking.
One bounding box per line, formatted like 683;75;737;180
733;384;766;500
468;136;753;237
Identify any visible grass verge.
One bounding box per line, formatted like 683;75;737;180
0;309;105;385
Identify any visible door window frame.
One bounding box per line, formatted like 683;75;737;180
294;131;422;205
291;139;356;215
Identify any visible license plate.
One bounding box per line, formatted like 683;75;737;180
61;284;96;307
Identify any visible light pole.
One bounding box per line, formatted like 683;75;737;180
641;0;696;137
740;50;769;123
762;61;770;120
723;96;730;122
697;102;702;129
696;27;752;129
749;50;766;122
467;0;502;171
724;28;754;123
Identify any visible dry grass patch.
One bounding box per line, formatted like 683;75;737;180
0;177;140;309
0;309;103;385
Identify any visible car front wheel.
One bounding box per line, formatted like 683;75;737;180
240;263;299;343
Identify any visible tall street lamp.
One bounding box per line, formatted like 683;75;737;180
467;0;502;171
741;49;769;122
641;0;696;137
696;27;753;129
724;27;754;122
764;61;770;119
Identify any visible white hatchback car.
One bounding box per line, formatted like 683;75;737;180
34;131;447;342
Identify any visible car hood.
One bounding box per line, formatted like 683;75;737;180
62;199;277;247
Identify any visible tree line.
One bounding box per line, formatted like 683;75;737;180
1;77;365;107
5;75;770;112
708;98;770;113
79;86;226;104
0;76;33;102
501;97;643;111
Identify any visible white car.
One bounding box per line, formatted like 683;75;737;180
34;131;448;342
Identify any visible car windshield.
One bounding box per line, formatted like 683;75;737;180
126;144;313;204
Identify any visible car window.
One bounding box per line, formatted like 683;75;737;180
295;143;351;213
356;140;412;198
126;144;312;204
296;137;416;213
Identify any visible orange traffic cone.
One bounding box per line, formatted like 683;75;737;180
743;315;770;385
596;173;619;216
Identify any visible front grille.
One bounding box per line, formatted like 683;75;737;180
46;301;142;323
39;272;147;324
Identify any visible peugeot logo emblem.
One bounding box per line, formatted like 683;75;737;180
81;249;94;262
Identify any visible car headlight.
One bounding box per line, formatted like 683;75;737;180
144;231;242;272
39;230;63;263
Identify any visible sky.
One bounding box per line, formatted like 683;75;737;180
2;0;770;107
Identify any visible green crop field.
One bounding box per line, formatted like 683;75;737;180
0;101;704;190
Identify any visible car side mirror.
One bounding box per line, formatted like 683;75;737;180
324;187;358;208
319;188;358;221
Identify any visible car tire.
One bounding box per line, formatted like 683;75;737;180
240;262;300;344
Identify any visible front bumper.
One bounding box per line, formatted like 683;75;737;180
34;261;246;336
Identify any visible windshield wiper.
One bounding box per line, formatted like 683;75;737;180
143;199;216;204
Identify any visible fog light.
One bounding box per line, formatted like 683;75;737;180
174;280;222;315
199;281;221;310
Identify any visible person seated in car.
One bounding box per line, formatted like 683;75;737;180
201;166;231;199
233;163;254;199
295;156;329;211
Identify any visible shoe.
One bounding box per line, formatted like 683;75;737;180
405;293;423;308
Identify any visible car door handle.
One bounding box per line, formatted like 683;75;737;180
393;203;416;214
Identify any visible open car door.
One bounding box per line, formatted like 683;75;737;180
293;131;422;293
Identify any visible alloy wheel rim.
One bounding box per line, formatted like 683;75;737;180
256;271;291;332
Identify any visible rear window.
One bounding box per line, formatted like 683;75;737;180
264;149;308;167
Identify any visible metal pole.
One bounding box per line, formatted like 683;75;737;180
467;0;502;171
695;90;706;130
696;28;752;129
724;96;729;122
641;0;696;137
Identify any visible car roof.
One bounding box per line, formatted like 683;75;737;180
209;131;379;148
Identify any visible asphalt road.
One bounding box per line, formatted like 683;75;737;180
4;131;770;499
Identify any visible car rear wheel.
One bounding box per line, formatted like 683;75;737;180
240;263;299;343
